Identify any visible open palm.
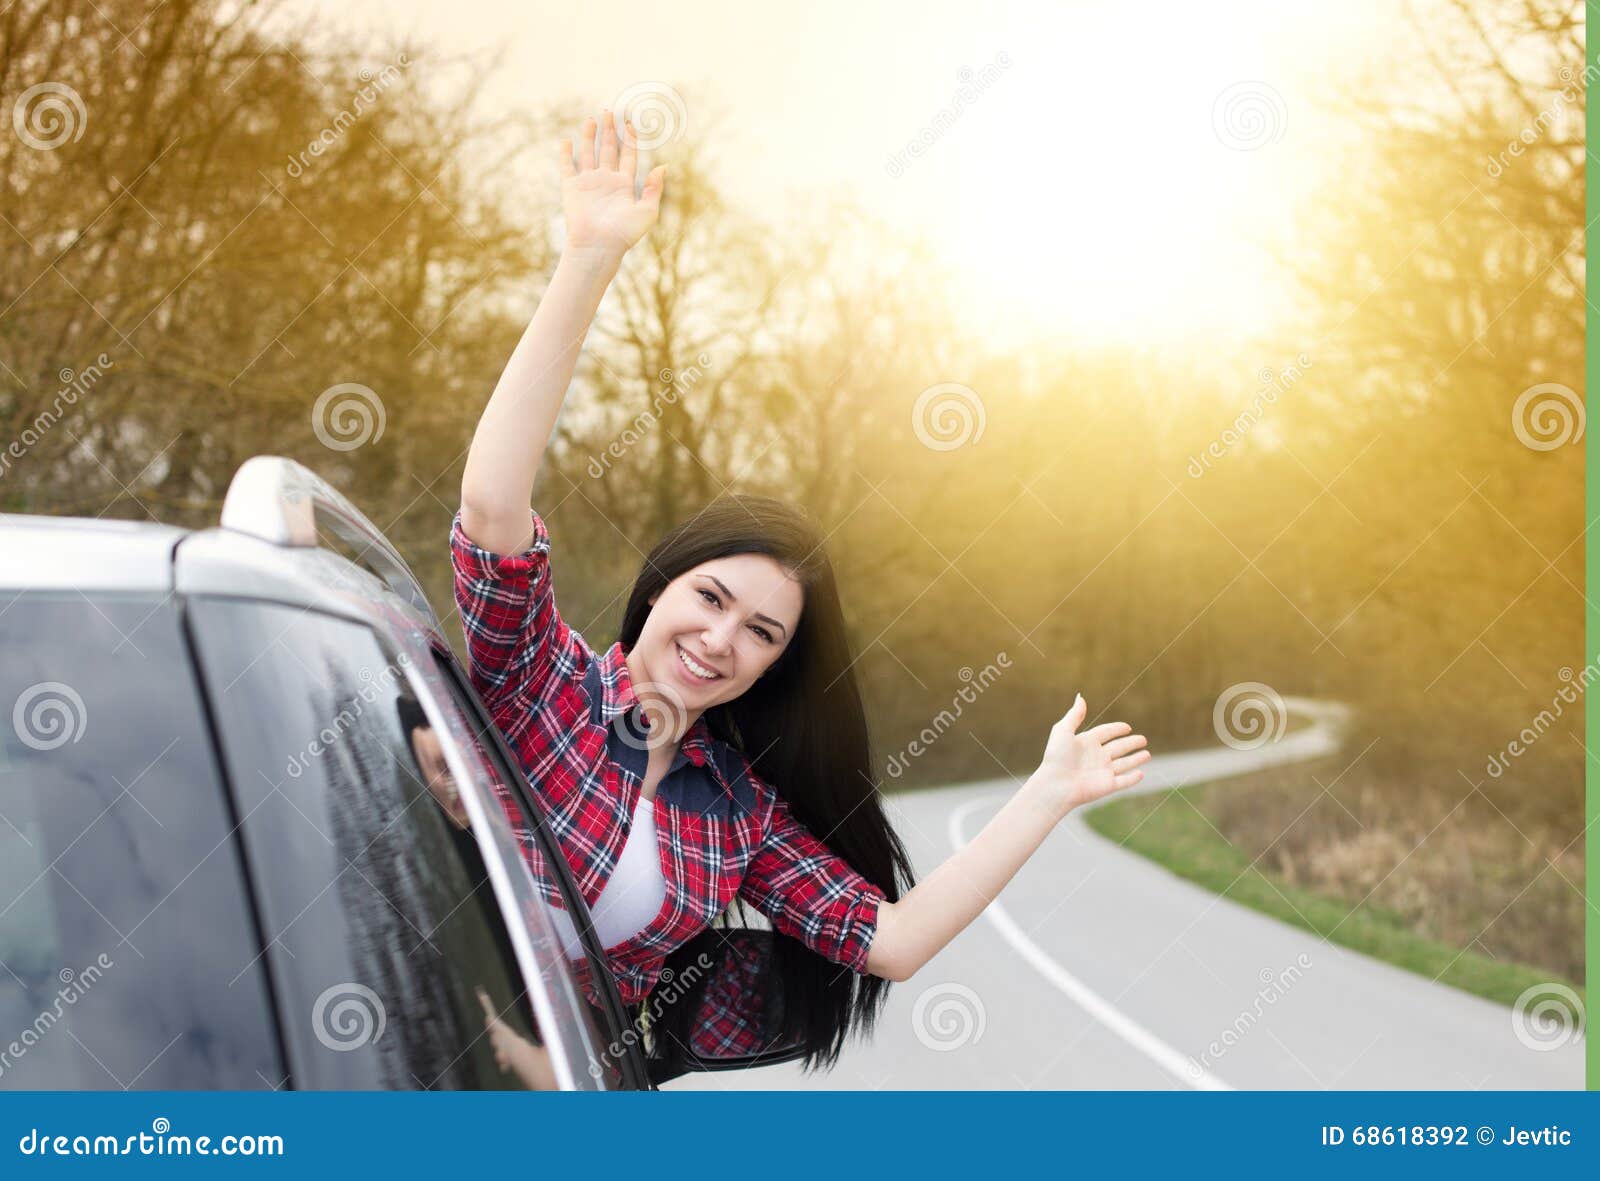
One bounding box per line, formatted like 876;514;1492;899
559;110;666;258
1036;693;1150;812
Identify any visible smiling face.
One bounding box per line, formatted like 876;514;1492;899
629;552;805;723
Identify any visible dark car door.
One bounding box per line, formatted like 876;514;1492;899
187;597;583;1089
0;591;281;1090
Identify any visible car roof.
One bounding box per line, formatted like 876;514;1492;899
0;459;441;640
0;513;188;592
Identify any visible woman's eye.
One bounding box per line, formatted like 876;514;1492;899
752;626;774;643
698;588;719;607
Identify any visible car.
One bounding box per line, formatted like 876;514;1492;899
0;456;804;1091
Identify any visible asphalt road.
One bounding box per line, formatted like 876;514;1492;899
668;699;1585;1090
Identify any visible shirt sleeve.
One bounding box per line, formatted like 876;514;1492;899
738;793;885;974
449;508;584;716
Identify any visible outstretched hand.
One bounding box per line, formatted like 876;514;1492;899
1033;693;1150;814
559;109;666;261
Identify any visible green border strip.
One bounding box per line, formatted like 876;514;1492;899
1588;0;1597;1092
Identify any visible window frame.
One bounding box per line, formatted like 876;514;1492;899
425;646;655;1091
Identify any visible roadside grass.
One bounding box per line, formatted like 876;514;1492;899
1080;759;1583;1010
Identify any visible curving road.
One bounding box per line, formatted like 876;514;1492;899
668;699;1585;1090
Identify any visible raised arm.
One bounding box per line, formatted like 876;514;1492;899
460;109;666;555
865;694;1150;983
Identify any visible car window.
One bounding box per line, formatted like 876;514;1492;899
425;649;633;1089
0;592;280;1090
187;598;554;1090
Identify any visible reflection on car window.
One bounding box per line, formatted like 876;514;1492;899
427;651;629;1090
189;599;555;1090
0;593;279;1090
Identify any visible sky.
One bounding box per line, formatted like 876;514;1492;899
277;0;1401;352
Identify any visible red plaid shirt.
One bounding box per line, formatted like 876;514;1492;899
449;509;884;1056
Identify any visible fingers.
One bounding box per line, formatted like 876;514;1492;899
1102;733;1147;759
640;163;667;211
618;115;638;183
1057;692;1086;732
476;986;497;1024
556;137;576;180
1113;767;1145;791
1111;748;1151;775
578;115;597;170
599;109;620;170
1086;720;1133;742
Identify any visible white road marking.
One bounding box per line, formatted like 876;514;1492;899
949;796;1233;1090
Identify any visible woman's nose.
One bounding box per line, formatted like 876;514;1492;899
702;621;736;653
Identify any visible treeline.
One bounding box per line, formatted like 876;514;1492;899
0;0;1584;849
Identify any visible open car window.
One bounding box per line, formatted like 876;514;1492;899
420;648;634;1090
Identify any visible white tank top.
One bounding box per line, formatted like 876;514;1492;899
546;793;667;961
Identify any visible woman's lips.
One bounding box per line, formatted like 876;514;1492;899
674;641;723;683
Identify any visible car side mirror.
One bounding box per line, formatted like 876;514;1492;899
641;926;809;1084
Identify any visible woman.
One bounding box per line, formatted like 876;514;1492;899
455;110;1151;1078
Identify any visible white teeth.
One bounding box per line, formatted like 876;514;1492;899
677;645;720;680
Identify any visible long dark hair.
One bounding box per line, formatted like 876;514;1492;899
616;493;915;1072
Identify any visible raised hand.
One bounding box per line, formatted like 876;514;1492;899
559;109;667;261
1033;693;1150;813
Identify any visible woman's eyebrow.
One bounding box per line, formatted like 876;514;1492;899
704;574;788;636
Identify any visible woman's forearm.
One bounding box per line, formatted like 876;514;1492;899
866;774;1069;982
459;247;621;554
